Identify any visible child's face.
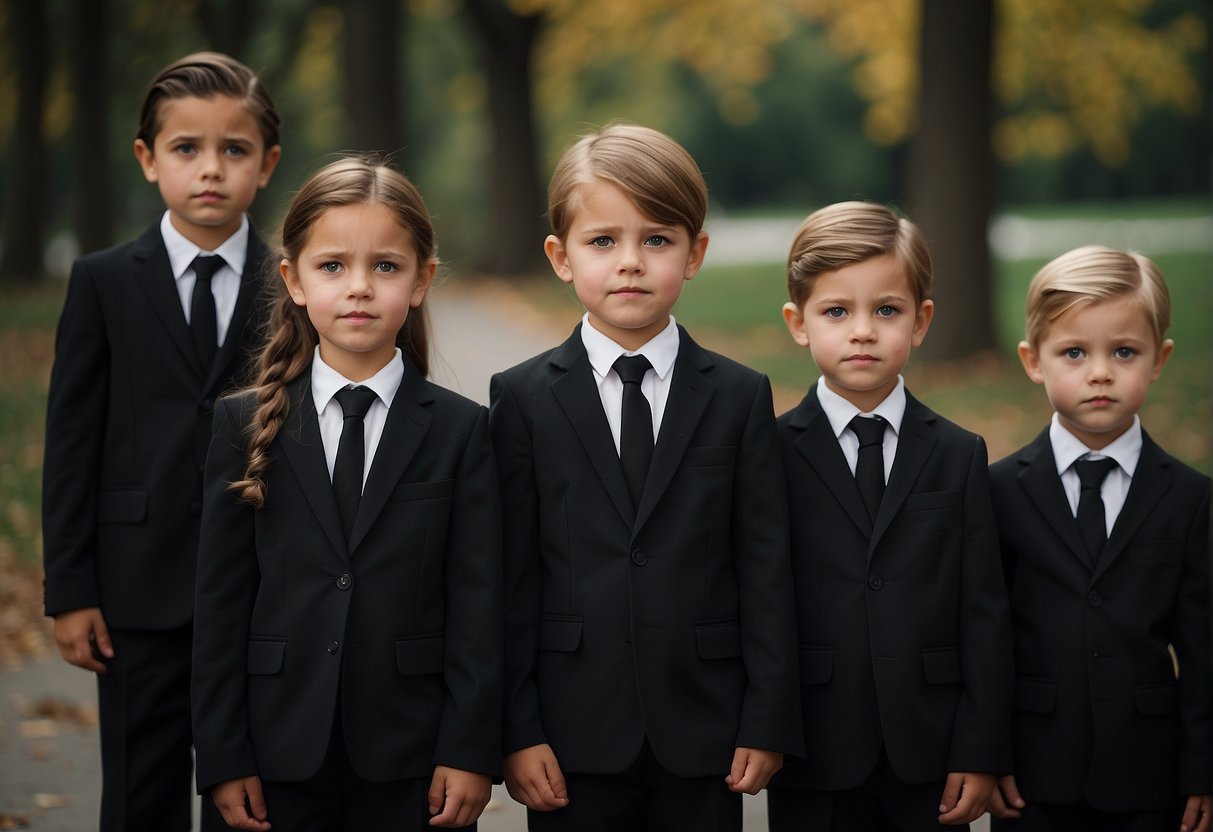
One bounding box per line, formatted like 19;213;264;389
1018;294;1172;449
544;178;708;351
280;201;435;382
134;94;280;251
782;254;933;412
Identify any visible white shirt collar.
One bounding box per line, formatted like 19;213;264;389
310;347;405;414
816;376;907;439
1049;413;1141;478
160;211;249;279
580;313;680;380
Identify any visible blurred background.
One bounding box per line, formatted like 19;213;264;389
0;0;1210;616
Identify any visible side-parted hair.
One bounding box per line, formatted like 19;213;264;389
786;201;932;308
137;51;280;150
1024;244;1171;347
547;122;708;240
230;155;437;508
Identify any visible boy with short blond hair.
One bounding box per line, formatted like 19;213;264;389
989;245;1211;832
769;201;1013;832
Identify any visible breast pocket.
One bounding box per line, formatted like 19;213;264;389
903;491;961;513
390;479;453;502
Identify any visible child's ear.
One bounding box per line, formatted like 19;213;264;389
411;258;438;308
683;231;709;281
910;299;934;347
279;259;307;307
544;235;573;285
1017;340;1045;384
782;302;810;348
1150;338;1175;382
133;139;158;184
258;145;282;189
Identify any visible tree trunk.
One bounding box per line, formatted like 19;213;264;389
71;0;113;256
342;0;404;159
0;0;47;283
199;0;254;57
907;0;995;360
463;0;547;275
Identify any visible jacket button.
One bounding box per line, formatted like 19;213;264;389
1087;591;1102;607
326;641;339;655
336;573;352;590
867;573;884;591
630;549;648;566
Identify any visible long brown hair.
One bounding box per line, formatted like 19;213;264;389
229;155;437;508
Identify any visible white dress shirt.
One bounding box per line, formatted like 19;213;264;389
311;347;405;488
1049;412;1139;535
161;211;249;347
815;376;908;484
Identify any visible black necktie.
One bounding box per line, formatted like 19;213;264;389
190;255;223;371
849;414;886;522
1074;457;1117;567
614;354;654;509
333;386;378;543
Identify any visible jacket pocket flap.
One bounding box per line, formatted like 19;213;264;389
1133;683;1177;715
922;647;961;684
246;639;285;675
391;479;453;502
683;446;737;468
539;618;583;652
395;634;445;675
1013;678;1057;713
97;489;148;523
903;491;961;512
798;647;833;685
696;621;741;660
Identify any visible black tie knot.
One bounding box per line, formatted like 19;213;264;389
614;354;652;386
849;414;886;448
335;386;378;421
1074;457;1117;491
192;254;224;284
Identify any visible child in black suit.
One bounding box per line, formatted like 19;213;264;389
191;156;502;831
490;123;802;831
41;52;281;831
989;245;1211;832
768;201;1013;832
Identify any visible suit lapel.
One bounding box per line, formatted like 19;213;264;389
348;360;434;554
1016;429;1090;568
786;386;873;541
131;224;202;377
278;374;348;559
207;231;268;393
633;328;715;536
870;393;938;553
549;327;636;528
1094;431;1172;580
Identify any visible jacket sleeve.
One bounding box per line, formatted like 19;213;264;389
191;396;261;794
42;259;109;616
1173;476;1212;794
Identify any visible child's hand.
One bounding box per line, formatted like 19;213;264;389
427;766;491;828
503;743;569;811
989;774;1025;819
211;776;271;831
53;607;113;673
938;771;995;824
725;747;783;794
1181;793;1211;832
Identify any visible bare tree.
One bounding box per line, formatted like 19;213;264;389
342;0;405;159
0;0;48;282
71;0;114;255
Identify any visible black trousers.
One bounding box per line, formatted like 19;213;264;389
526;741;742;832
989;799;1182;832
97;625;195;831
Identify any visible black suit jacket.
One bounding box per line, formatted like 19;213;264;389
489;325;802;779
191;365;503;792
42;221;268;628
990;428;1212;811
774;384;1013;791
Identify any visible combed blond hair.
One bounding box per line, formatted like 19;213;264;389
547;123;707;239
786;201;932;307
1024;245;1171;347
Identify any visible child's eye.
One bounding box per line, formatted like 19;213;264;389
876;305;899;317
174;143;196;155
644;235;671;247
224;144;247;158
589;236;613;248
319;262;342;274
1063;347;1085;360
1114;346;1136;359
824;307;847;319
373;261;397;273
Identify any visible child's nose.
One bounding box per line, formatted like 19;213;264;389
616;244;643;274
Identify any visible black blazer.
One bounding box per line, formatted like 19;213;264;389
42;221;268;628
774;384;1013;791
191;365;503;792
489;325;802;779
990;428;1212;811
